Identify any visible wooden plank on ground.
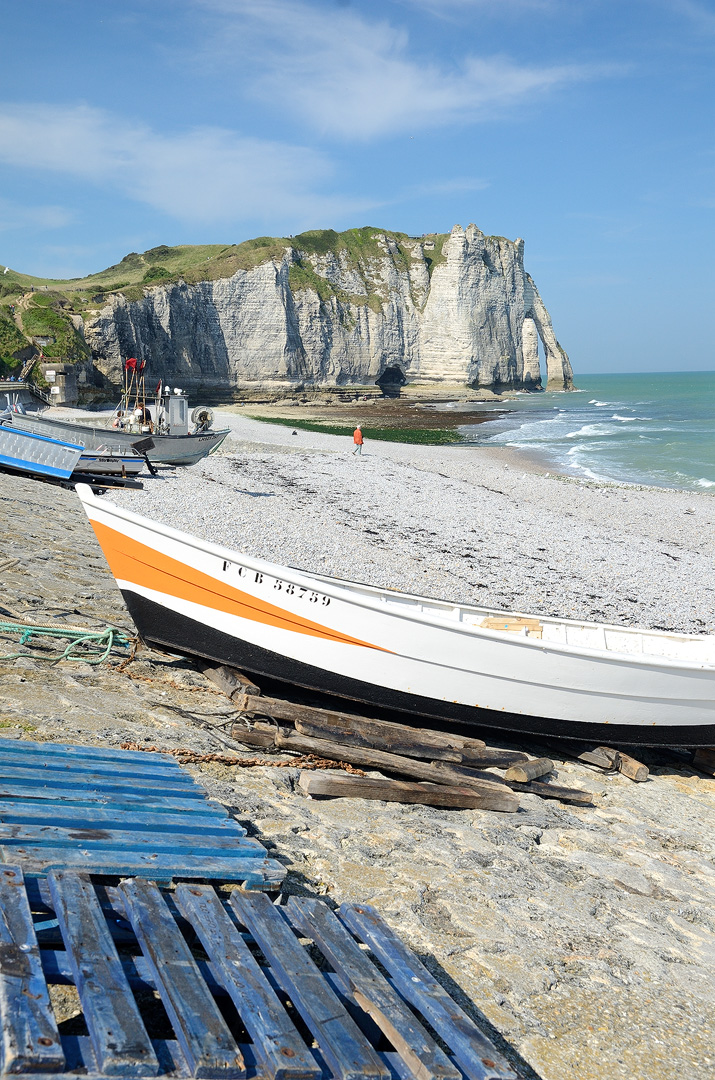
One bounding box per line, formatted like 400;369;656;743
0;865;64;1074
339;904;517;1080
236;696;490;762
0;784;228;814
175;884;321;1080
231;721;279;748
0;765;202;797
572;746;620;770
119;878;245;1079
272;731;518;812
298;772;503;810
617;753;649;782
2;849;285;887
0;800;241;834
0;749;192;784
0;737;181;767
287;897;460;1080
0;823;263;857
232;892;390;1080
503;758;553;783
202;664;262;699
503;780;593;804
47;871;159;1077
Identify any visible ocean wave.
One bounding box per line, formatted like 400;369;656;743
565;423;621;438
611;414;638;422
696;478;715;488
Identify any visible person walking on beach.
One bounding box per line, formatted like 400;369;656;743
352;424;364;455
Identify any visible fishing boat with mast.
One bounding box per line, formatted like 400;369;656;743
8;357;230;466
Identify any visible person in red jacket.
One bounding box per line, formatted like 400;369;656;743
352;425;364;455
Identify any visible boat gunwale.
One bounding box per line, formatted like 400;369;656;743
9;413;230;443
0;423;84;452
75;485;715;675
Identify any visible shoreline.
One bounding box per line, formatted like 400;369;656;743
54;401;713;495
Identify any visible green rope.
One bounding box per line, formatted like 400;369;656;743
0;620;134;665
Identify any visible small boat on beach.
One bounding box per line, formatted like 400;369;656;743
7;372;230;466
76;484;715;747
0;423;83;480
72;449;145;476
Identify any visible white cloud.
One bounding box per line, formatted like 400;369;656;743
0;103;375;225
0;197;75;232
198;0;601;138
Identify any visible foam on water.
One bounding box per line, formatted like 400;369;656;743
460;370;715;491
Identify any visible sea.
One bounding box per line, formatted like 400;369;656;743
456;370;715;493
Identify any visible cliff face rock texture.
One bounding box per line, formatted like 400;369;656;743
85;225;573;393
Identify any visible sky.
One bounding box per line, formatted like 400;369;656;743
0;0;714;373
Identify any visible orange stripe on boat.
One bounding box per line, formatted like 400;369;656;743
90;519;387;649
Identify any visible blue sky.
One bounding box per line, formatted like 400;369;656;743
1;0;713;373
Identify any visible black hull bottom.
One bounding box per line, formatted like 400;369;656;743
122;592;715;747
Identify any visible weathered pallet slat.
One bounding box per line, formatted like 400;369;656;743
340;904;517;1080
47;871;159;1078
233;893;390;1080
0;765;204;798
119;878;245;1079
0;738;180;767
3;848;285;887
0;800;241;834
0;750;194;784
0;871;524;1080
0;739;283;886
0;866;65;1074
0;785;227;813
287;897;460;1080
0;823;263;857
175;884;321;1080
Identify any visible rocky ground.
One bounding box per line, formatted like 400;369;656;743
1;436;715;1080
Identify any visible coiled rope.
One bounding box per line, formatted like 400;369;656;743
0;619;134;665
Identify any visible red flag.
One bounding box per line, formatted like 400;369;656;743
138;359;146;373
124;357;137;371
155;381;162;394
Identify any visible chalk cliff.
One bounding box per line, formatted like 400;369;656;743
84;225;573;393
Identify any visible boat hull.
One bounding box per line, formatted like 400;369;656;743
123;590;715;746
9;413;229;465
75;485;715;747
0;426;83;480
73;454;145;476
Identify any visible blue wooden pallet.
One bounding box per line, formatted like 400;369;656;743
0;739;285;890
0;866;519;1080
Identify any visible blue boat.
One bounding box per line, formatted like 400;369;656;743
0;420;84;480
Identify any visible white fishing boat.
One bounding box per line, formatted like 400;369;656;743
76;484;715;746
8;376;229;466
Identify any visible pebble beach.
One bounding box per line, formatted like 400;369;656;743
2;409;715;1080
109;408;715;635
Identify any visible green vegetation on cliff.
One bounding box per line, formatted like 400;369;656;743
0;313;28;359
0;227;458;363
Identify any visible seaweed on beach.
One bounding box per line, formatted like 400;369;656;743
248;416;463;445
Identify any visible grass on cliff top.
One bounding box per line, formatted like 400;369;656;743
249;414;463;445
0;226;468;355
1;228;456;299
